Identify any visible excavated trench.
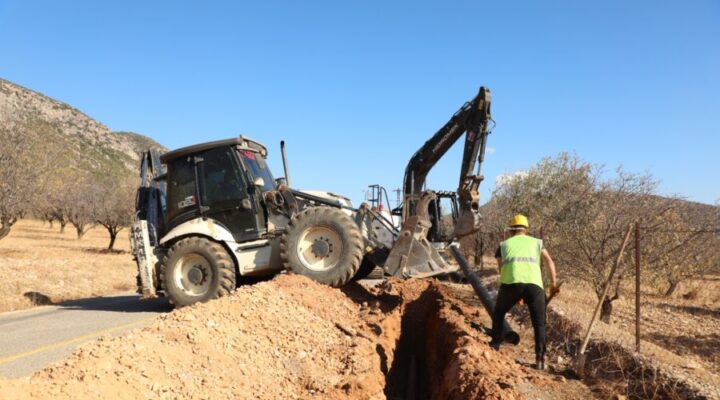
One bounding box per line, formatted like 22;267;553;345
383;287;438;399
346;280;521;400
350;278;714;400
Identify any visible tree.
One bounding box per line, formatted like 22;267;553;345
93;178;135;250
486;153;677;321
646;202;720;296
62;174;96;239
0;119;57;240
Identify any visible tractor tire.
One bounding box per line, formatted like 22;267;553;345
280;206;363;287
161;237;236;307
353;257;386;281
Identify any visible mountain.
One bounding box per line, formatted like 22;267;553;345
0;78;165;176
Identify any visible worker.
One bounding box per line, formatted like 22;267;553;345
489;214;558;370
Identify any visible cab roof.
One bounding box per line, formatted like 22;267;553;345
160;136;268;163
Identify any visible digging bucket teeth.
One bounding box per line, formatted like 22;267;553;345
382;191;459;278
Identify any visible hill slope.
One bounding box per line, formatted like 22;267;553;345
0;78;165;176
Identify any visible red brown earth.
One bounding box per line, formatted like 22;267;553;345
0;274;597;400
0;272;716;399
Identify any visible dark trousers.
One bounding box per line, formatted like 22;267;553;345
492;283;546;358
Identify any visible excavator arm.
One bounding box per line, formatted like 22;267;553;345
383;87;493;278
403;86;492;237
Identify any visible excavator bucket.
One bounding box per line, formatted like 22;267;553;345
382;191;459;278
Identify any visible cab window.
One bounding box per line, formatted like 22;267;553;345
166;157;197;222
238;150;275;192
200;147;247;208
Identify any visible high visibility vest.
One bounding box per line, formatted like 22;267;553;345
500;235;544;289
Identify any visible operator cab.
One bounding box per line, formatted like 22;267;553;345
161;137;275;243
427;192;459;243
390;190;460;243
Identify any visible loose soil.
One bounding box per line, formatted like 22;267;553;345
0;219;135;312
0;275;384;400
0;274;597;400
1;240;717;399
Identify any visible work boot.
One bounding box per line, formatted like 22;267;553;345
535;355;546;371
488;339;502;351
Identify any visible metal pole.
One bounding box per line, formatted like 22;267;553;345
635;221;641;353
280;140;291;187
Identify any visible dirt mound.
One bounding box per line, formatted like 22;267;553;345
0;275;384;399
0;274;606;399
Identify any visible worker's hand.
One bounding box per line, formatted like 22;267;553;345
549;283;560;297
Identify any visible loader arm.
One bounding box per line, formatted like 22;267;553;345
403;86;492;237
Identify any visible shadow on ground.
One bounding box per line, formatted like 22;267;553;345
82;247;129;255
23;291;53;306
656;303;720;319
647;331;720;366
58;295;172;313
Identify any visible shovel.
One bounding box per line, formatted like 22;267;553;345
546;280;564;305
574;224;634;377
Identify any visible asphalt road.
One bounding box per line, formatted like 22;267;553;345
0;294;170;378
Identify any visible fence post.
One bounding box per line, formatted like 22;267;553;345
635;221;641;353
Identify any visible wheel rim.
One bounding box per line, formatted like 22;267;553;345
174;253;213;297
297;225;344;271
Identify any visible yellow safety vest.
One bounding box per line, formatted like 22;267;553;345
500;235;544;289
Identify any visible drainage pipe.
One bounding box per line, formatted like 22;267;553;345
449;245;520;345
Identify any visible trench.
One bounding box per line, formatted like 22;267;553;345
383;288;438;400
347;278;714;400
344;281;494;400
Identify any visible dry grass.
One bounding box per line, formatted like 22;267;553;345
547;282;720;398
0;219;136;312
472;256;720;398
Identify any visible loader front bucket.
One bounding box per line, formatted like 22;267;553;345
382;191;459;278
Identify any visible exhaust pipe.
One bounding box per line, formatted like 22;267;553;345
449;245;520;345
280;140;291;187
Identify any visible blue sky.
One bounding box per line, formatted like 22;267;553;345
1;0;718;206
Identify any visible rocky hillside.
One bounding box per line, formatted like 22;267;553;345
0;78;165;176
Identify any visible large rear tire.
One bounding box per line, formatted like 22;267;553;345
161;237;236;307
280;207;363;287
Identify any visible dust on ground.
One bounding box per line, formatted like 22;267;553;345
0;219;135;312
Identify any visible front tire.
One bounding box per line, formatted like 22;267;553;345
161;237;236;307
280;207;363;287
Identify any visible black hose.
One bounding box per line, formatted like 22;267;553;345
448;245;520;345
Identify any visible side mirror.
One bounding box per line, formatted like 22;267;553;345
253;177;265;187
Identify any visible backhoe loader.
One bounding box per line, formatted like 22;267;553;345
130;87;494;307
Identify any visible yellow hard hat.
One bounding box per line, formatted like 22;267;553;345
509;214;529;229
